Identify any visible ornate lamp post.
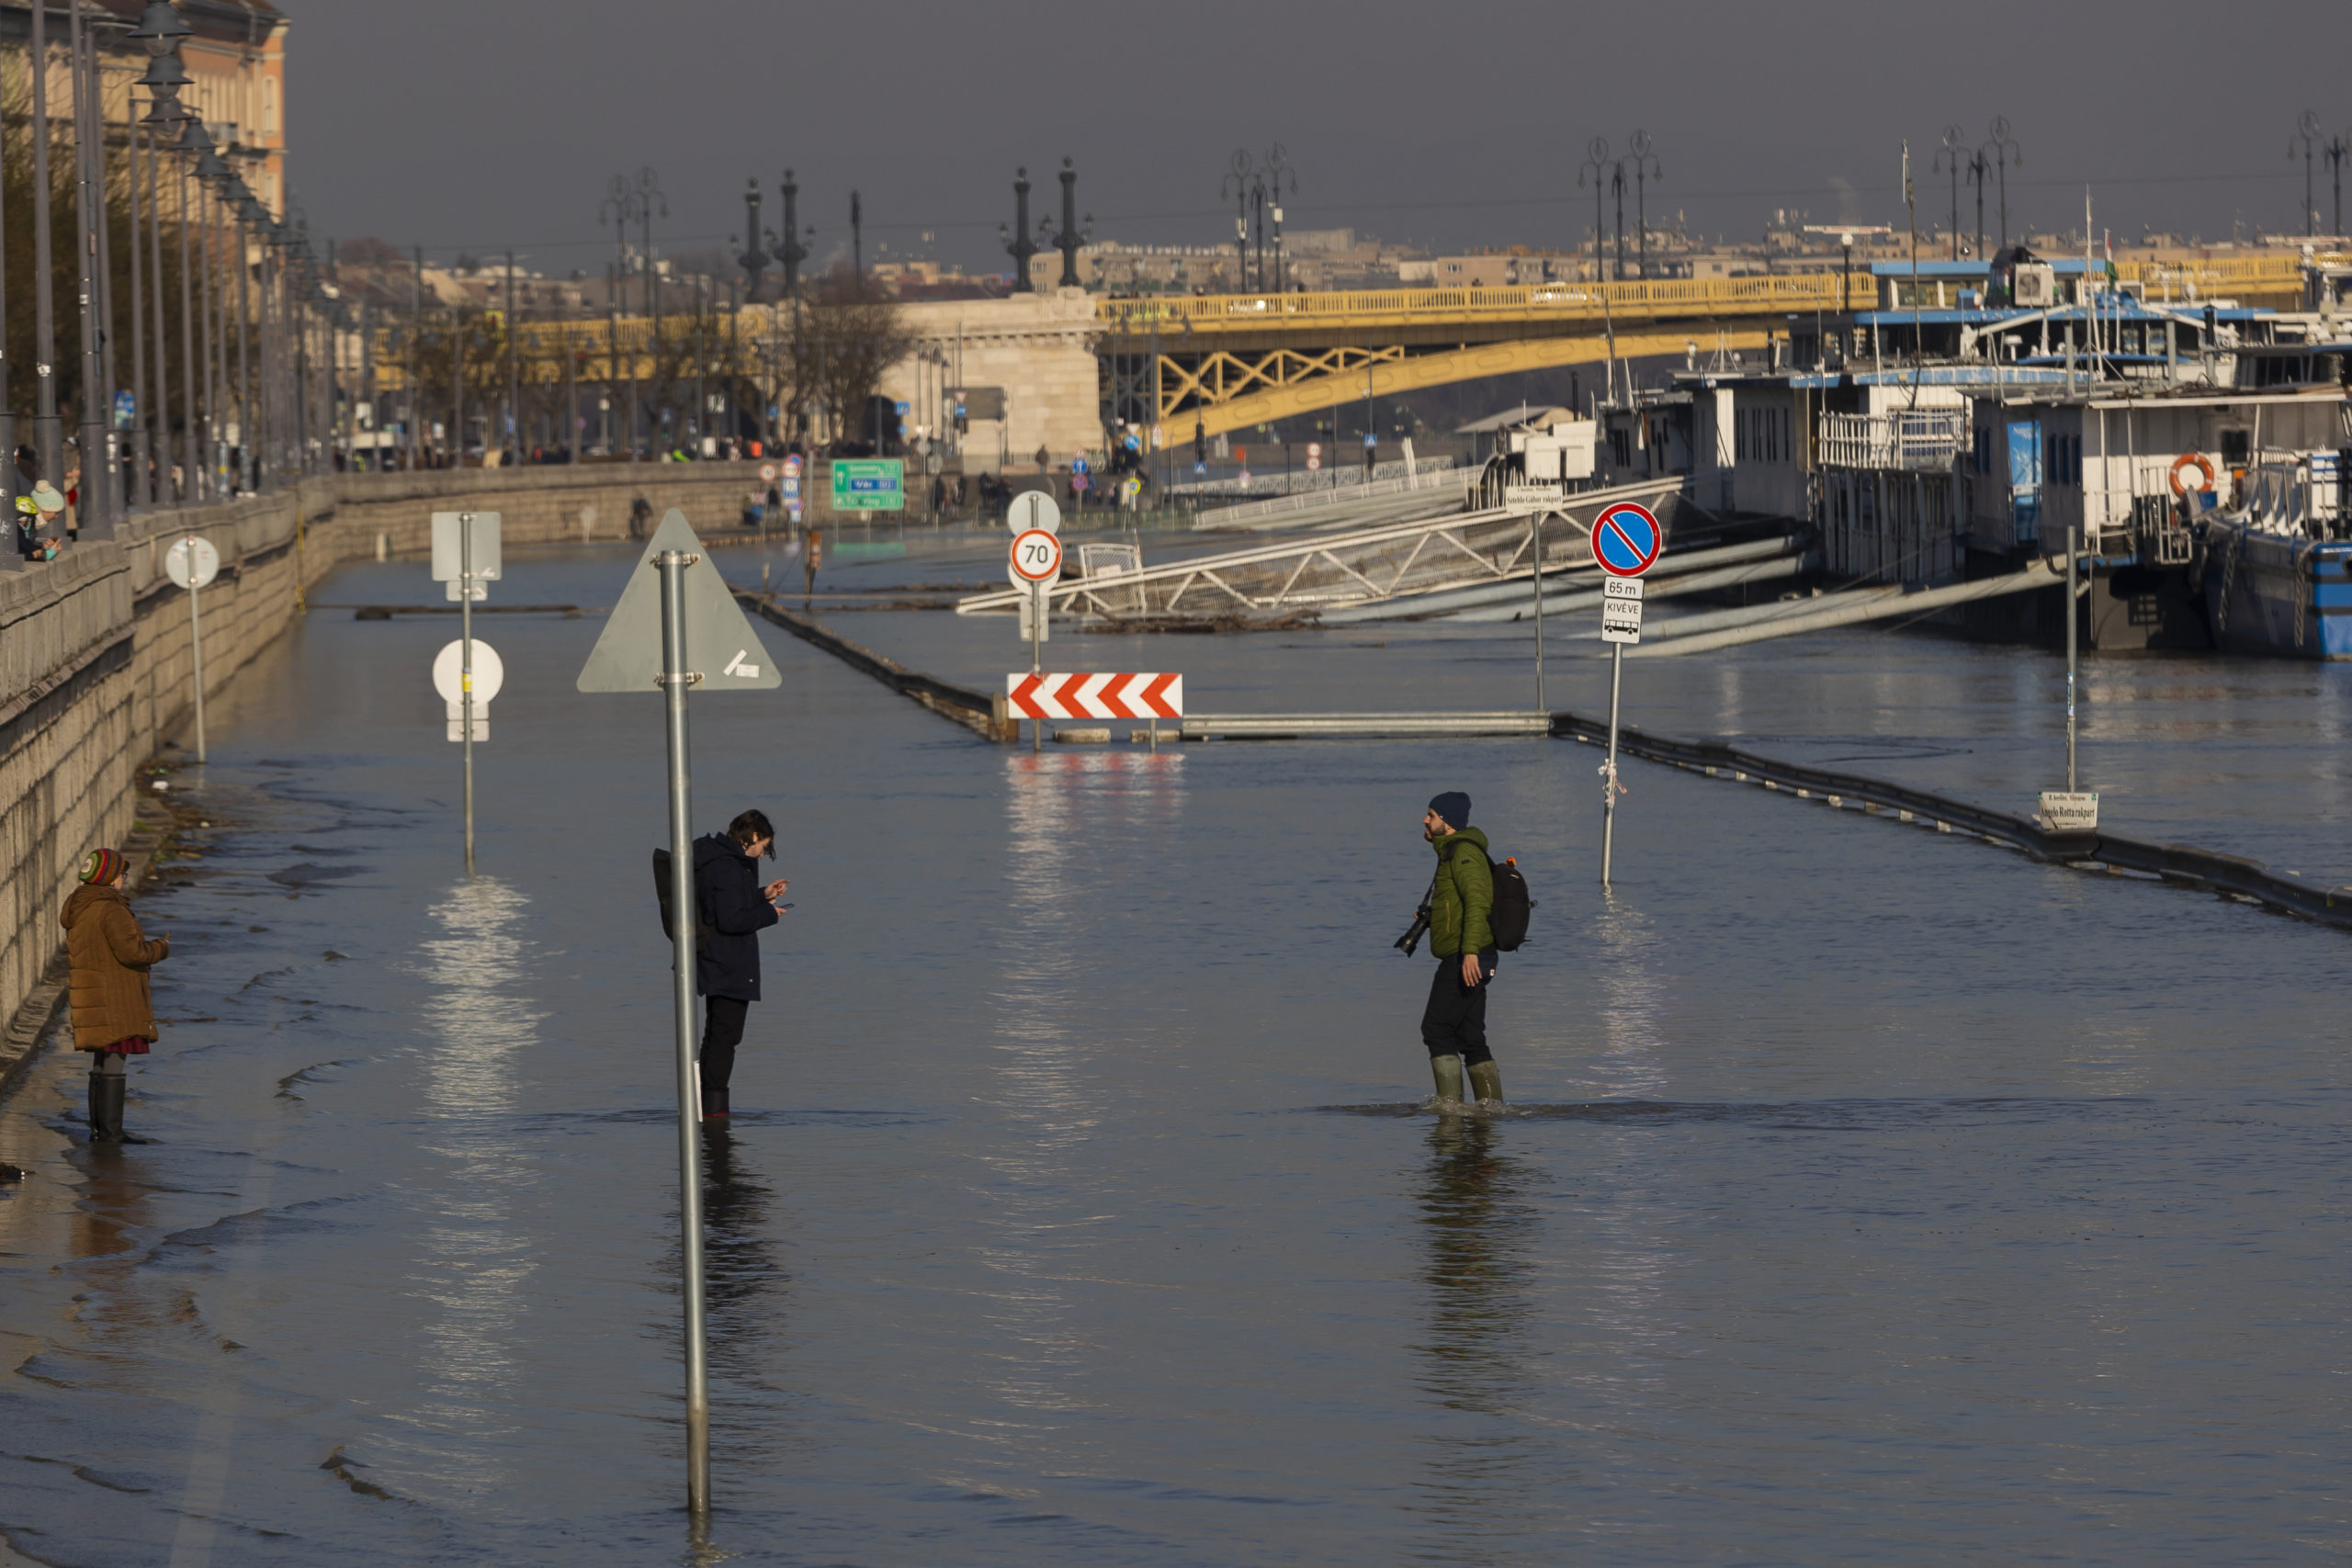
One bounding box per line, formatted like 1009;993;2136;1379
1577;137;1612;281
1001;166;1039;292
2290;111;2321;237
1980;117;2023;251
1262;144;1297;291
1933;123;1968;260
1625;130;1661;280
1220;150;1253;289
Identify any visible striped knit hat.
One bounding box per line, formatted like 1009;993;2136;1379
79;847;128;886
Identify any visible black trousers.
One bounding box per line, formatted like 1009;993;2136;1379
700;996;751;1093
1420;953;1496;1067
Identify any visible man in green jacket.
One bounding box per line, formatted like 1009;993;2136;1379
1419;791;1502;1109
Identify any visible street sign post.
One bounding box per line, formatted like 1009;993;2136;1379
1008;670;1182;751
1009;522;1062;748
164;535;220;763
1589;501;1662;890
432;637;504;739
431;513;502;872
831;457;905;513
575;509;781;1520
1306;441;1321;473
1007;488;1060;536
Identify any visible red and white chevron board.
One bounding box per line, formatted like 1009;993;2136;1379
1007;671;1183;720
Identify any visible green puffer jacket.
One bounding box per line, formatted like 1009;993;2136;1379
1427;826;1494;959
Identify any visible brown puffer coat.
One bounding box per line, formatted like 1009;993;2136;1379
62;885;169;1052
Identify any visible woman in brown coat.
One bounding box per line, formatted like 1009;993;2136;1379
62;847;169;1145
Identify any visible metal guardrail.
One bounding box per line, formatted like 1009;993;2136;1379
738;592;1012;740
1186;465;1464;527
1551;711;2352;932
1184;712;1553;739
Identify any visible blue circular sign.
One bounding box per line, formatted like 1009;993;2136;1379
1590;502;1662;578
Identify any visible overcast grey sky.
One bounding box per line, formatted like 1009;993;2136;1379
292;0;2348;275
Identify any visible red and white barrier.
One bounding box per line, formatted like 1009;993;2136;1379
1007;671;1183;720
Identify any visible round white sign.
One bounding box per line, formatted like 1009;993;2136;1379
1006;489;1061;536
759;462;778;482
164;535;220;590
431;639;506;705
1008;528;1063;586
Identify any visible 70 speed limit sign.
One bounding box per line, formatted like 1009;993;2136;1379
1009;528;1062;586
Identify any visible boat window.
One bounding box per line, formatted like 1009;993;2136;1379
2220;428;2251;467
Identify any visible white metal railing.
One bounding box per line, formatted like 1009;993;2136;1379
1817;410;1967;472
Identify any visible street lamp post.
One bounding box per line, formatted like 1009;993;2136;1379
1626;130;1660;280
1221;150;1252;289
1934;123;1968;260
1981;117;2022;251
1262;144;1296;292
29;0;64;504
1577;137;1611;282
2327;130;2351;243
1002;166;1039;293
2290;112;2322;237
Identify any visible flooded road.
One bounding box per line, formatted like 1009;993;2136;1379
3;532;2346;1565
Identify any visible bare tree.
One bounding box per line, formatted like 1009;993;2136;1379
801;265;913;454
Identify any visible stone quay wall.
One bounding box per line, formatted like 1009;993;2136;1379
0;460;789;1085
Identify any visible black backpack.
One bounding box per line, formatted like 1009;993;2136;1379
1476;846;1535;952
651;849;715;950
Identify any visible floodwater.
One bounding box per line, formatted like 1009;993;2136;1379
2;528;2346;1566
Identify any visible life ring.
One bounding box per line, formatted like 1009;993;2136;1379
2169;452;2215;497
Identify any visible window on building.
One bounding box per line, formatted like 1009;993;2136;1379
264;74;278;137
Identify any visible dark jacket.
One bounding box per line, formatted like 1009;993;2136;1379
1427;826;1495;960
62;885;169;1050
693;833;778;1001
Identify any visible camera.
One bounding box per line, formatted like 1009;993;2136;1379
1394;905;1431;956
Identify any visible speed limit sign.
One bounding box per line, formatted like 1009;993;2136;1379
1008;527;1062;586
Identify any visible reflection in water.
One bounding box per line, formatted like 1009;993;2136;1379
699;1128;787;1382
1408;1118;1545;1545
394;876;545;1501
972;752;1185;1444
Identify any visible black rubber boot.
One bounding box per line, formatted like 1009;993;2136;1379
87;1072;117;1144
701;1085;730;1122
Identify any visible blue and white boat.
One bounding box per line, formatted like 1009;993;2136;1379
2200;449;2352;659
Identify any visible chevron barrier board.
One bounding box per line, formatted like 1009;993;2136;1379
1007;672;1183;720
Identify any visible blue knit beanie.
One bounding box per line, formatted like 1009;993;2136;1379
1428;792;1471;829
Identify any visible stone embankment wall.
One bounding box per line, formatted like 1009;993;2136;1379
0;461;784;1078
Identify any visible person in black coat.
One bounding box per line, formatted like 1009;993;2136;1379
693;808;790;1121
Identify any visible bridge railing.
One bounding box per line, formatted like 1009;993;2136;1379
1095;273;1858;333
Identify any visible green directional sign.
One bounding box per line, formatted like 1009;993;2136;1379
830;457;905;513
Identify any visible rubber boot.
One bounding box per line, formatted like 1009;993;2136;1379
701;1085;730;1122
86;1072;116;1144
1428;1054;1465;1110
1466;1061;1505;1111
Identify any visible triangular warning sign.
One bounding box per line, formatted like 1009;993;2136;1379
575;510;784;693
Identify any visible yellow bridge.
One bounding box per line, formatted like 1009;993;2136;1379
1102;253;2320;440
369;253;2321;444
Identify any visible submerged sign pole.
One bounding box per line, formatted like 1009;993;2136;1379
164;535;220;763
576;509;780;1519
1591;502;1661;888
461;519;477;874
657;548;710;1514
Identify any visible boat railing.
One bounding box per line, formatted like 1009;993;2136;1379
1817;410;1967;472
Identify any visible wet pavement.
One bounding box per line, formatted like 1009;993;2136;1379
1;530;2346;1565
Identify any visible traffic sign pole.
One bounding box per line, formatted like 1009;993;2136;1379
461;514;476;874
655;547;712;1517
187;564;206;765
165;535;220;764
1589;502;1661;891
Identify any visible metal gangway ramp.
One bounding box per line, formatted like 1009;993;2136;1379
956;477;1689;626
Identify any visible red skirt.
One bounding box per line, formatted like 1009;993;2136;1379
101;1036;151;1055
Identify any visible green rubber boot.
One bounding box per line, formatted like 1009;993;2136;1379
1429;1054;1465;1109
1466;1061;1504;1110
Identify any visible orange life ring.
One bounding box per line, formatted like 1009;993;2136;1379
2169;452;2215;497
